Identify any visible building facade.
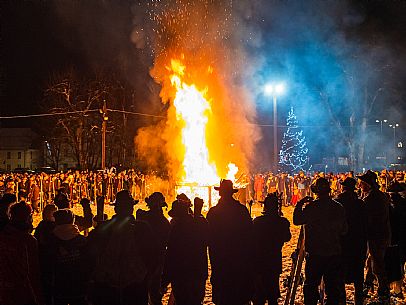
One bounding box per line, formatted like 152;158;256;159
0;128;41;171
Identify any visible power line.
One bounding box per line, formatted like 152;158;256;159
0;108;166;120
0;110;397;129
107;109;166;118
0;109;99;119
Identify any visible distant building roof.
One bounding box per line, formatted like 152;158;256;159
0;128;39;150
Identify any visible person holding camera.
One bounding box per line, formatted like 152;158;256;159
293;177;347;305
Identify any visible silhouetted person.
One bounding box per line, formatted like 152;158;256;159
335;177;367;305
162;194;208;305
293;177;347;305
253;192;291;305
0;193;17;230
74;198;93;232
49;209;88;305
54;189;70;209
0;201;43;305
87;190;157;305
137;192;171;305
385;182;406;299
35;204;58;305
207;180;254;305
358;170;391;303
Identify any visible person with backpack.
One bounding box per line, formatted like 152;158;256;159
87;190;157;305
49;209;89;305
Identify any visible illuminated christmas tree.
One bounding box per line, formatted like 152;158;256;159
279;106;309;173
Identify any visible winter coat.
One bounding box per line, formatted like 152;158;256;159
293;197;348;256
363;188;391;242
389;193;406;262
163;214;208;285
207;196;254;304
253;213;291;274
336;191;368;258
136;209;170;256
49;224;89;299
0;223;42;305
87;215;158;289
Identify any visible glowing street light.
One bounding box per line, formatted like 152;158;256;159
388;123;400;162
375;119;387;159
264;82;286;172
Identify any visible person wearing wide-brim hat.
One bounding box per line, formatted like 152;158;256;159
336;177;367;305
356;170;380;189
214;179;238;197
357;170;391;302
207;179;254;304
253;192;291;305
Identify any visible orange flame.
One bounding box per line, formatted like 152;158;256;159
168;59;239;206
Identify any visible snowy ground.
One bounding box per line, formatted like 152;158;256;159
33;203;405;305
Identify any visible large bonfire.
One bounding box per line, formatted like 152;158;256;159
167;58;238;207
134;1;259;207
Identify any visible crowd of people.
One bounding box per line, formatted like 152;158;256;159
0;169;405;305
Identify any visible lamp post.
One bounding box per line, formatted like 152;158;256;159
264;82;285;172
100;100;108;170
375;119;387;160
389;123;399;161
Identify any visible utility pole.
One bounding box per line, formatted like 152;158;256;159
100;100;108;170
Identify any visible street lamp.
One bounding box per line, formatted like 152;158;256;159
389;123;399;158
375;119;387;160
264;82;286;172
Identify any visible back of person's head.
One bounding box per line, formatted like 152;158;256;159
42;204;58;222
145;192;167;210
54;192;70;209
1;193;17;206
54;209;75;225
114;190;137;216
311;177;331;196
9;201;32;225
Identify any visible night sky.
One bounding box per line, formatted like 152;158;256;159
1;0;406;165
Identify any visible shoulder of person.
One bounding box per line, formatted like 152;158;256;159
281;216;290;226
